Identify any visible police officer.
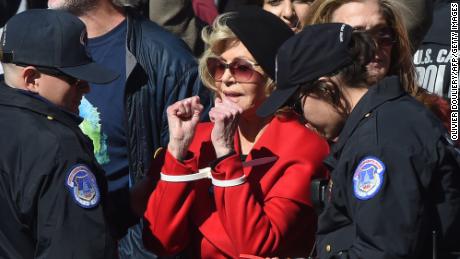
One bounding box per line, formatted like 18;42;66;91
0;9;123;258
257;23;460;259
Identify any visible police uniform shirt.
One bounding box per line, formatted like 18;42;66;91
316;76;460;259
0;82;117;258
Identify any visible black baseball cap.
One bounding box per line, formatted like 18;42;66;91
0;9;118;84
226;6;294;80
257;23;354;117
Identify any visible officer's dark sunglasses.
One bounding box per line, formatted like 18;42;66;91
35;66;81;86
354;26;396;47
291;93;305;115
206;57;262;83
17;64;81;86
290;79;342;115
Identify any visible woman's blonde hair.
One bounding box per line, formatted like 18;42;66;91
305;0;418;96
198;12;276;97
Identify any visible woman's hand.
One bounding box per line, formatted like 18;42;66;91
167;96;203;161
209;97;243;158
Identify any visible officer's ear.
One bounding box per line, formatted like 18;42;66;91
22;66;41;93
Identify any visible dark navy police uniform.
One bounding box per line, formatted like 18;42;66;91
317;76;460;259
0;82;117;258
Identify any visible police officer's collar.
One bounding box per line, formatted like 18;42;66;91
331;76;406;156
0;82;83;125
14;88;83;123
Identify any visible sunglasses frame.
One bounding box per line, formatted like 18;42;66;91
290;77;345;117
16;63;83;86
206;57;262;83
36;66;81;86
354;26;396;48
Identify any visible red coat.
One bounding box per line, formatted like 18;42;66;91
143;116;329;258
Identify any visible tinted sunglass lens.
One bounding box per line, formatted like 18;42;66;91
293;100;303;115
207;58;258;82
375;28;395;47
230;59;255;82
207;58;226;80
53;71;79;85
66;76;80;85
378;36;395;47
37;67;79;85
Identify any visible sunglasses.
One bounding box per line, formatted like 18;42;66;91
355;27;396;47
16;63;82;86
290;80;342;115
292;96;304;115
35;66;81;86
206;57;262;83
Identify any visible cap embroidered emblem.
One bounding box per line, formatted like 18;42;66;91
339;24;346;42
79;30;88;46
1;24;7;47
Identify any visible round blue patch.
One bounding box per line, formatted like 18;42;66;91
65;164;100;208
352;156;385;200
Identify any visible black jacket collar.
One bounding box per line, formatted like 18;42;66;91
0;82;83;126
331;76;406;157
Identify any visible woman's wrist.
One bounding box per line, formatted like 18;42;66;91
214;145;234;158
167;142;188;161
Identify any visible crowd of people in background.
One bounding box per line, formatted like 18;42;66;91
0;0;459;259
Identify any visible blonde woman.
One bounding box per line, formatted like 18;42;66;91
143;7;328;258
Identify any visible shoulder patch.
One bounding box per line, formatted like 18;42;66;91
65;164;100;208
353;156;385;200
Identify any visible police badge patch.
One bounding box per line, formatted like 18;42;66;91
353;156;385;200
66;164;100;208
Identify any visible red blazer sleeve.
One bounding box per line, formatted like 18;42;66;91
143;123;216;255
211;119;329;257
144;119;329;258
143;150;199;255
